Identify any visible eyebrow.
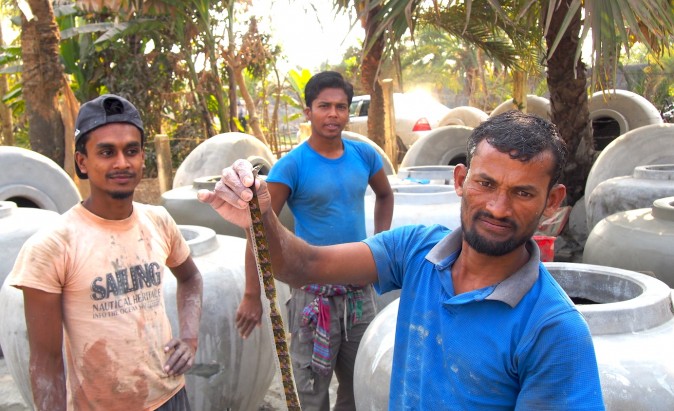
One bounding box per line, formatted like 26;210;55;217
95;141;141;149
473;172;540;193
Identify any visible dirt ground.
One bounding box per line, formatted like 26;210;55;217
134;178;163;205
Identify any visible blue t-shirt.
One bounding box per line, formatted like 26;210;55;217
267;138;383;245
363;225;605;410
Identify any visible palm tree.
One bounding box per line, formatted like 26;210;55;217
20;0;66;165
335;0;674;205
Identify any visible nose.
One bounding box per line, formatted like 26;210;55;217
485;191;512;219
113;151;131;169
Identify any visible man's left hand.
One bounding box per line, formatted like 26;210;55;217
163;338;197;376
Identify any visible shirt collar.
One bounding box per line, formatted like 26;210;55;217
425;227;541;308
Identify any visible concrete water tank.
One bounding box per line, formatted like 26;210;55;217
365;184;461;237
438;106;488;128
172;132;277;189
400;125;473;168
161;176;295;238
585;123;674;210
588;89;663;150
0;201;59;406
586;164;674;230
163;225;290;410
0;147;80;213
354;263;674;410
490;95;551;120
583;196;674;287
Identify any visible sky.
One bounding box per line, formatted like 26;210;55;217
247;1;364;72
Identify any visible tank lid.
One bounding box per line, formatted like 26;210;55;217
0;201;17;218
192;176;220;190
652;196;674;221
633;164;674;180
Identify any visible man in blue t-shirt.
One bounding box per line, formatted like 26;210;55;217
200;110;605;410
234;71;394;410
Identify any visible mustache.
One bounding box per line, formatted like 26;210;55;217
107;172;136;179
473;210;517;229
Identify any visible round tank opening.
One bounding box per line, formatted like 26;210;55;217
192;176;220;190
644;164;674;172
548;266;644;304
592;116;621;151
392;185;454;195
5;196;39;208
402;166;453;173
180;228;199;241
448;155;466;166
569;296;599;305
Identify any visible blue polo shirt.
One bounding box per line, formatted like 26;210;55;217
363;225;605;410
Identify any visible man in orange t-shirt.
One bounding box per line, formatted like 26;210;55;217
9;94;203;411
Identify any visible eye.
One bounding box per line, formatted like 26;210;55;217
126;147;141;155
516;190;533;198
478;180;494;188
100;149;113;157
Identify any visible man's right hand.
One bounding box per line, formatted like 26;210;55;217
197;159;272;228
236;293;263;339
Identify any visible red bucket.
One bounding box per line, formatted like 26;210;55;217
533;235;556;262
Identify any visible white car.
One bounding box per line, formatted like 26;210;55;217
346;92;451;162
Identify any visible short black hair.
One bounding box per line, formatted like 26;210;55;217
304;71;354;108
466;110;568;189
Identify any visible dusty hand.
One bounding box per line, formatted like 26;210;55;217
163;338;197;376
197;159;272;228
236;293;263;339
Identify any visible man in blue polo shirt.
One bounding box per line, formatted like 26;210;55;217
199;110;606;410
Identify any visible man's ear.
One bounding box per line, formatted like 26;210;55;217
454;164;468;197
543;184;566;218
303;107;311;121
75;151;88;175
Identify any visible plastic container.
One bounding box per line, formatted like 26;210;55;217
533;235;556;262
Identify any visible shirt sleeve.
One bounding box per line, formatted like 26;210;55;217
515;310;606;410
9;229;67;294
363;225;443;295
366;144;384;178
158;207;191;268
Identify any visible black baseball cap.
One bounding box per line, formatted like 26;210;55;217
74;94;145;179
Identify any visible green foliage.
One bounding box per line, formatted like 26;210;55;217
286;68;312;107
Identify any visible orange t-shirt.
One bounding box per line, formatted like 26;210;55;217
10;202;191;411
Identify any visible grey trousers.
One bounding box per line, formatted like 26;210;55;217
287;285;378;411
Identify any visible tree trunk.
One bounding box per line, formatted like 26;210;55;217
227;67;238;131
21;0;65;165
207;47;229;133
544;0;594;206
184;53;214;139
513;71;528;112
233;67;268;145
227;3;238;132
0;25;14;146
361;6;388;153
